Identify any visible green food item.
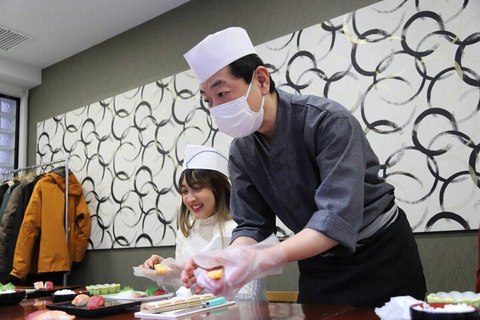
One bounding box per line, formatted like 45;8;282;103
0;283;15;291
145;285;158;297
120;285;134;292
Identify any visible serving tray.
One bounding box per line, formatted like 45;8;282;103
47;299;140;317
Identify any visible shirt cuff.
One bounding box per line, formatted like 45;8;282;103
305;210;358;255
231;228;270;244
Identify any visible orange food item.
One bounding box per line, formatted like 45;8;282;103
72;293;90;306
207;268;224;280
154;264;167;274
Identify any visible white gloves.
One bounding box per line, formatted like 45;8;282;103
192;234;287;300
133;257;183;287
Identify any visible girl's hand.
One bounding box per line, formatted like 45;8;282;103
181;258;205;294
140;254;164;269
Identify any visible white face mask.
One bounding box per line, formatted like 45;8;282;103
209;73;266;138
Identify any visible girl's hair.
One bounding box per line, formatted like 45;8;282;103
177;169;232;245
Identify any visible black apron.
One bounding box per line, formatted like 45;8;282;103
297;208;426;307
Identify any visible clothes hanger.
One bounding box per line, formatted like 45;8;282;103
52;165;66;177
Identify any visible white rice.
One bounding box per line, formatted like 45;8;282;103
53;289;76;295
413;303;476;313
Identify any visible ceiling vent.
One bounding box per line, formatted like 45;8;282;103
0;25;34;51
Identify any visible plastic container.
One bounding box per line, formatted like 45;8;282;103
410;302;480;320
427;292;480;308
85;284;120;296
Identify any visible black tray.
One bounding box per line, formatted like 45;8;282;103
46;299;140;318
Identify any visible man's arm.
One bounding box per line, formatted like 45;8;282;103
230;236;258;246
278;228;338;262
232;229;338;262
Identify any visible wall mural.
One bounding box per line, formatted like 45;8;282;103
37;0;480;250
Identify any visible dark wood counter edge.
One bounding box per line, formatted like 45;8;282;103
321;305;357;318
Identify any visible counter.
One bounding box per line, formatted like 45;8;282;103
3;295;379;319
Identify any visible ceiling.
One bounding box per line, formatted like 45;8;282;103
0;0;190;90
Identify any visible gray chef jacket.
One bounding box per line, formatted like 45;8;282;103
229;89;395;256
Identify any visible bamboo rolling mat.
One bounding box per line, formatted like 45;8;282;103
141;293;215;314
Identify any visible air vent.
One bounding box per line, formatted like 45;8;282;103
0;25;32;51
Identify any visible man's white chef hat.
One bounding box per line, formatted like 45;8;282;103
184;27;257;83
182;144;229;177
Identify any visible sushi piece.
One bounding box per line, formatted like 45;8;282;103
87;295;105;309
72;293;90;306
44;281;54;290
207;268;224;280
154;264;167;274
33;281;44;290
26;310;75;319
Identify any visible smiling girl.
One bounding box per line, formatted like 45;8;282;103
175;155;233;266
141;145;266;301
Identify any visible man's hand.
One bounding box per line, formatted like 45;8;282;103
188;234;287;299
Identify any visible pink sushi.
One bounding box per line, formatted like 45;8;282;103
25;310;75;319
87;295;105;309
72;294;90;307
45;281;54;290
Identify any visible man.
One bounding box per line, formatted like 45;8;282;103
181;27;426;307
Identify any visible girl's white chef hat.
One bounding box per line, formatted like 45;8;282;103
182;144;229;177
184;27;257;83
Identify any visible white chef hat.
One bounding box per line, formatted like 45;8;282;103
182;144;229;177
184;27;257;83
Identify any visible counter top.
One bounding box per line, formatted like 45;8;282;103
3;295;379;319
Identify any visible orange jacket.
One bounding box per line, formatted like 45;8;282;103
11;172;91;279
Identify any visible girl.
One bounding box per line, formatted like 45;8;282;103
140;145;266;301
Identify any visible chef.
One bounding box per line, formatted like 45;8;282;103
181;27;426;307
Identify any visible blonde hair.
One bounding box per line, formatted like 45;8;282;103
177;169;232;248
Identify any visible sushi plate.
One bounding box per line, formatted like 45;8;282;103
103;292;174;302
46;300;140;317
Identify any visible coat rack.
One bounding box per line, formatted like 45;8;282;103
1;157;70;286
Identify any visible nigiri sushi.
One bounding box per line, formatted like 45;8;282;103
72;293;90;306
25;310;75;320
33;281;44;290
45;281;54;290
87;295;105;309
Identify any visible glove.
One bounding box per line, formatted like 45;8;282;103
192;234;287;300
133;257;183;287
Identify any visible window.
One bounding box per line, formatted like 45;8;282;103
0;94;19;174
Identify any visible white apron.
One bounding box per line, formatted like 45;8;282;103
175;215;266;302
